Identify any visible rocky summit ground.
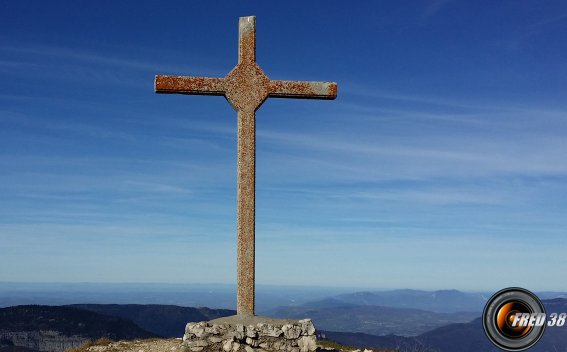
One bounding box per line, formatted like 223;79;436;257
65;338;395;352
67;338;184;352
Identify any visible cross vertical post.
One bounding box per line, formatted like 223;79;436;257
236;107;255;315
155;16;336;315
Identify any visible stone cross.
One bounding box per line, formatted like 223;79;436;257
154;16;337;316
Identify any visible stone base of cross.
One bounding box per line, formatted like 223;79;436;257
155;16;336;315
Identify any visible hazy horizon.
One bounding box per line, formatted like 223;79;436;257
1;281;564;294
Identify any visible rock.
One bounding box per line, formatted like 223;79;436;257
182;317;318;352
299;320;315;336
186;340;208;348
186;324;205;338
246;326;258;338
283;326;301;340
189;348;203;352
298;336;316;352
232;331;244;341
231;325;245;341
223;340;233;352
268;328;283;338
245;338;258;347
272;341;281;350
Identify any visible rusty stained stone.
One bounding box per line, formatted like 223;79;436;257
269;80;337;99
154;15;337;316
155;76;225;96
224;62;269;113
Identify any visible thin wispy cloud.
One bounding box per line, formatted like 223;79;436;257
420;0;453;23
341;84;517;111
514;11;567;38
0;44;224;76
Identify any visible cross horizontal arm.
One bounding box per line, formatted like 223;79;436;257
269;80;337;100
155;75;226;96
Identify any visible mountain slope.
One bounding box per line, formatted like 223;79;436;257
298;299;359;310
418;315;567;352
320;298;567;352
0;305;157;340
68;304;235;338
0;347;41;352
0;305;158;352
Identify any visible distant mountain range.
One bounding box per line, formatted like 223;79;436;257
3;282;566;315
333;289;490;313
269;298;479;336
542;297;567;312
2;289;567;352
0;282;354;312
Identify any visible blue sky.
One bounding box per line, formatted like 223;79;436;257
1;1;566;291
